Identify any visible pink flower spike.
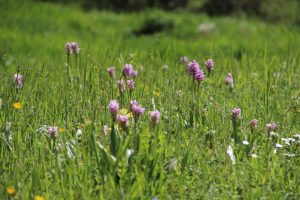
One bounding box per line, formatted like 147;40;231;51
116;114;129;128
194;69;206;82
205;58;214;72
71;42;80;54
108;100;119;119
132;70;138;78
266;122;277;133
232;108;241;120
180;56;189;64
48;126;59;139
65;42;80;54
225;73;234;88
129;100;145;120
122;64;133;77
150;110;161;125
65;42;72;54
107;66;115;78
118;79;126;93
127;80;135;91
187;60;200;76
13;73;24;89
249;119;258;128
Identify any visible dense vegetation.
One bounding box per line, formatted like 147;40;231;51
0;0;300;199
38;0;300;25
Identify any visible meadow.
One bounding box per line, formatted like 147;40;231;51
0;0;300;199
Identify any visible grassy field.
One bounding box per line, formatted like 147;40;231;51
1;0;300;199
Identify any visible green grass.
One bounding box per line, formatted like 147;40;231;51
0;0;300;199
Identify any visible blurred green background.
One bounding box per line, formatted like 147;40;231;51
0;0;299;69
36;0;300;24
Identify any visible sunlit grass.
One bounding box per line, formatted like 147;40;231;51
0;0;300;199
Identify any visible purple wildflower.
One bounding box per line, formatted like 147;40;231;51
118;79;126;93
225;73;234;88
132;105;145;119
107;66;115;78
65;42;80;54
187;60;200;76
232;108;241;120
150;110;161;125
130;100;139;107
132;70;138;78
13;73;24;89
122;64;133;77
116;114;129;128
127;80;135;91
249;119;258;128
48;126;59;139
205;58;214;73
71;42;80;54
130;100;145;120
194;69;206;82
108;100;119;119
65;42;72;55
266;122;277;133
180;56;189;65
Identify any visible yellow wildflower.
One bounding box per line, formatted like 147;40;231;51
13;102;22;110
118;108;133;118
153;90;161;97
35;195;45;200
119;108;129;115
59;128;65;133
127;112;133;118
6;187;16;195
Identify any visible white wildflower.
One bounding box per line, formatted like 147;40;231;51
250;154;258;158
270;131;278;137
226;145;236;164
126;149;134;158
283;153;295;157
293;134;300;139
37;125;48;134
281;138;295;146
163;64;168;70
76;129;82;139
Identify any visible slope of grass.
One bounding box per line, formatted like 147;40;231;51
0;0;300;199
